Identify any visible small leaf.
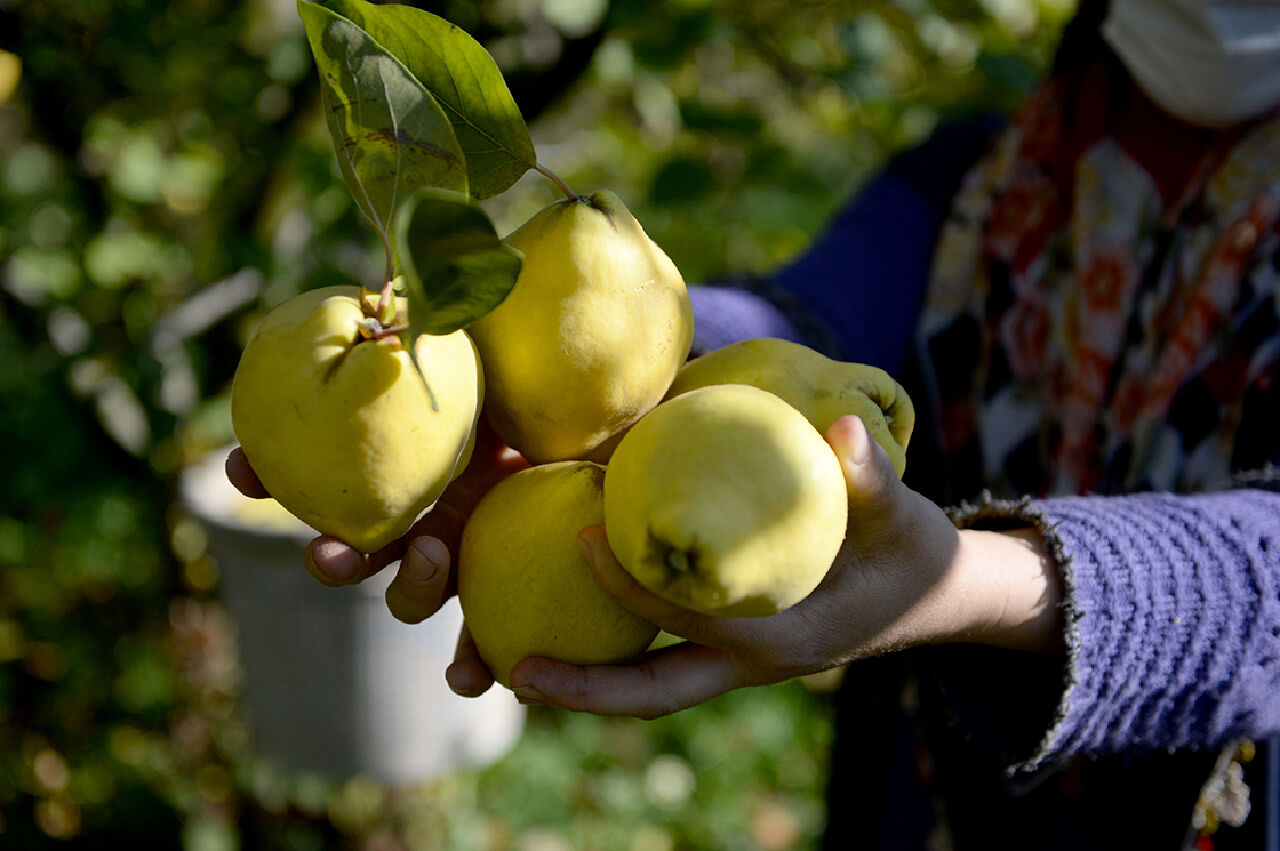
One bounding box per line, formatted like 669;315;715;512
396;188;521;338
298;1;468;246
325;0;537;200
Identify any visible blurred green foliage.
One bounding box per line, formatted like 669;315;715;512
0;0;1069;847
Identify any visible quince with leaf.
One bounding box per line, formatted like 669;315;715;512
232;0;530;555
230;285;483;554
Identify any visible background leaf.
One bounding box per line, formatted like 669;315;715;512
396;188;522;338
299;1;468;253
325;0;537;200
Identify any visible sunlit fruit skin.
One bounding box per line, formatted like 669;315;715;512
230;286;483;553
467;189;694;465
457;461;660;688
604;384;848;618
666;337;915;479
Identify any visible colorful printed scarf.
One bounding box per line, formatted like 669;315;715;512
915;35;1280;502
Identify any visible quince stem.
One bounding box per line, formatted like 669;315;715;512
357;315;407;341
356;277;407;342
376;276;396;326
535;163;579;201
362;245;408;341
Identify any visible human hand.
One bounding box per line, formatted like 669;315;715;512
469;415;1061;718
225;416;529;624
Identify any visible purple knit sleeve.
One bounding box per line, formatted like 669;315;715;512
687;285;808;357
939;488;1280;775
1030;489;1280;764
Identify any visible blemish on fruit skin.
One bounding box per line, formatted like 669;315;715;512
581;195;619;232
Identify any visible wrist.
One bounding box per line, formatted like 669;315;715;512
950;527;1065;653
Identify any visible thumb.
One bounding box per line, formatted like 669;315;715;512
824;415;899;511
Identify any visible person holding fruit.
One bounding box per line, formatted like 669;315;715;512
643;2;1280;848
227;0;1280;848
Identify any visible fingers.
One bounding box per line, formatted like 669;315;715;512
387;432;524;562
824;415;898;510
577;526;731;648
446;623;495;698
384;537;452;623
227;447;404;588
390;498;468;567
304;537;372;586
507;642;747;719
304;480;471;592
468;415;531;489
225;447;269;499
304;528;424;588
306;530;458;624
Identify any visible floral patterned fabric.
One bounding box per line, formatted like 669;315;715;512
915;48;1280;505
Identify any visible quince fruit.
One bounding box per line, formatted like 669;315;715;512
666;337;915;478
230;285;482;553
604;383;848;617
457;460;659;687
467;190;694;464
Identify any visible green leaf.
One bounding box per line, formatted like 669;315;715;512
324;0;537;200
298;0;468;249
396;188;521;338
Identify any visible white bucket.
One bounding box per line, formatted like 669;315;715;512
179;449;525;786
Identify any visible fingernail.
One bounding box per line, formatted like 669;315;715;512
303;544;346;586
846;416;872;467
512;685;545;705
410;538;447;577
308;539;367;585
445;666;486;699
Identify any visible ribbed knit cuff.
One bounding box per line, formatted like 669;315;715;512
1033;490;1280;763
940;488;1280;778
